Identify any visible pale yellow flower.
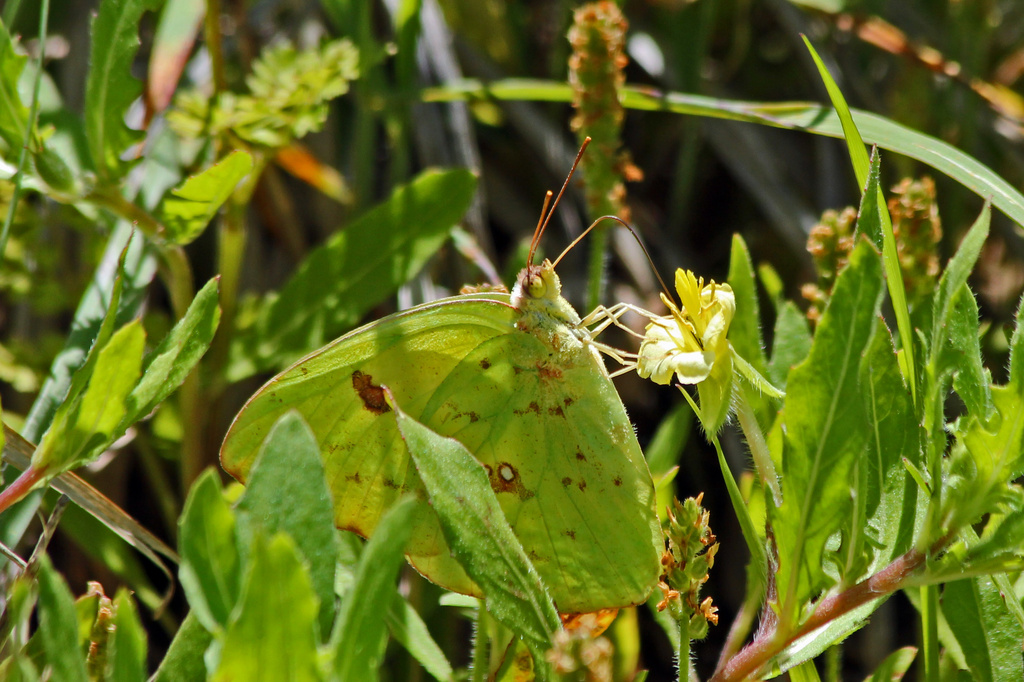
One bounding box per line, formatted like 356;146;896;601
637;270;735;386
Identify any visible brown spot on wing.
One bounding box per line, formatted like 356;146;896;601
575;450;587;462
345;472;362;483
577;480;587;491
479;358;491;370
487;461;535;501
537;362;563;380
613;476;623;487
549;405;565;417
564;529;576;540
561;477;572;487
352;370;390;414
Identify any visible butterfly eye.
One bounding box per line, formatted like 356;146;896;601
527;272;548;299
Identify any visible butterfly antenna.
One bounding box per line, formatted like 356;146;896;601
527;137;592;266
528;191;554;266
553;214;673;301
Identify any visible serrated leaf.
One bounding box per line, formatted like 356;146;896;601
942;576;1024;681
108;588;147;682
0;18;29;150
213;533;323;682
123;277;221;426
1007;289;1024;391
36;555;88;682
85;0;151;181
963;384;1024;489
940;286;993;422
158;152;253;245
178;470;242;632
235;411;339;637
228;168;478;381
929;204;990;363
392;401;560;665
772;241;884;623
331;495;417;682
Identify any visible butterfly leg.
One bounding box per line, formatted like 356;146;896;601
583;302;659;340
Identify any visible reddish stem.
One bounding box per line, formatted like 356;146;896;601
0;466;46;515
712;547;928;681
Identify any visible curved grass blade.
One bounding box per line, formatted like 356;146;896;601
802;36;917;404
423;79;1024;230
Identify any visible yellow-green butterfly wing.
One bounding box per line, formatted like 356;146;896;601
221;267;661;613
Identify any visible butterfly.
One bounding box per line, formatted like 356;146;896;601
220;144;661;613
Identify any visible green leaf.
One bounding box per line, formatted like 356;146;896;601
84;0;152;181
942;576;1024;681
392;401;560;660
36;555;88;682
768;300;811;391
803;38;917;404
178;469;242;632
927;207;992;430
0;18;29;150
854;327;920;573
24;224;155;442
150;611;212;682
772;241;884;623
1007;288;1024;391
941;286;993;422
428;79;1024;235
158;152;254;245
123;277;221;426
962;384;1024;493
33;319;145;476
235;411;339;637
108;588;147;682
228;168;478;381
854;148;884;250
386;598;455;682
727;233;767;374
331;495;417;682
213;533;323;682
930;204;990;364
864;647;917;681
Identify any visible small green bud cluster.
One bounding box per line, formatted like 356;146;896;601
657;494;719;640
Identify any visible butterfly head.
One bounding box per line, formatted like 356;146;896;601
513;259;562;306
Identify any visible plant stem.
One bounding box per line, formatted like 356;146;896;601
470;603;488;682
0;0;49;265
0;467;45;515
711;545;930;681
921;584;939;681
677;615;691;682
734;388;781;506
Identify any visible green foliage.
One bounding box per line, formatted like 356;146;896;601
228;168;478;380
168;40;359;149
85;0;154;181
6;1;1024;680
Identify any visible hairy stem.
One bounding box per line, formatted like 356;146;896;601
712;545;930;681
